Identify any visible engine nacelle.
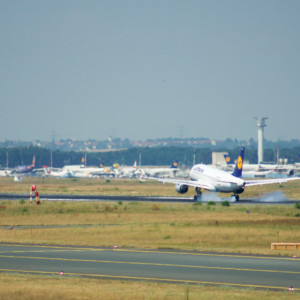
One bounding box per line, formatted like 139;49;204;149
175;183;189;194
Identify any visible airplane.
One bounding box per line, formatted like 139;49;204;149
137;161;179;178
117;161;138;178
42;157;111;178
142;147;300;201
241;169;274;178
42;166;76;178
59;164;110;178
224;154;299;178
13;156;36;173
0;168;12;177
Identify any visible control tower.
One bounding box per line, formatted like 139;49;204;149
255;117;268;164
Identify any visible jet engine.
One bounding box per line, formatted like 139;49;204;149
175;183;189;194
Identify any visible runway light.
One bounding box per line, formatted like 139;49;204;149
293;254;297;258
60;271;64;275
113;245;118;249
289;286;294;291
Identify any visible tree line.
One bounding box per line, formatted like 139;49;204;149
0;146;299;169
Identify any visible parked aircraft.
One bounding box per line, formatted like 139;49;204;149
117;161;138;178
41;157;111;178
73;166;111;178
0;168;12;177
137;161;179;178
58;164;110;178
43;166;75;178
142;148;300;201
224;153;300;178
13;156;36;173
241;169;274;178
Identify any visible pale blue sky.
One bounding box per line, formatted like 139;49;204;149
1;0;299;141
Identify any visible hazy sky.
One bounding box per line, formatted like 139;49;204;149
1;1;299;142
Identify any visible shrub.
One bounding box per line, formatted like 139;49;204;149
118;200;122;206
222;200;230;207
207;201;216;206
294;202;300;209
19;199;25;205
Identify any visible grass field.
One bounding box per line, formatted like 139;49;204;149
1;200;300;255
1;177;300;299
1;273;299;300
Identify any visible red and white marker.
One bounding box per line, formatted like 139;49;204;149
289;286;294;292
60;271;64;275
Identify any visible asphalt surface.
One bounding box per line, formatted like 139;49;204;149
0;193;298;204
0;243;299;291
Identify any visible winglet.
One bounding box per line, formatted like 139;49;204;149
232;147;245;178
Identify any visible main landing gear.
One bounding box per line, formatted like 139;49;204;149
231;194;240;202
194;187;202;201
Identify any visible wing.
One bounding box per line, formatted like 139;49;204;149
141;176;215;191
245;177;300;187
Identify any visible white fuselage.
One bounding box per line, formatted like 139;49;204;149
136;167;177;178
63;165;109;177
189;164;245;193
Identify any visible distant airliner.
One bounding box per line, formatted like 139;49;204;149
142;148;300;201
137;160;179;178
13;156;36;173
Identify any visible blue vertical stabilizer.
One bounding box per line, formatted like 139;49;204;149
232;147;245;178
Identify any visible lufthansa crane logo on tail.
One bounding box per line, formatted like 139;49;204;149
225;156;230;163
237;156;243;170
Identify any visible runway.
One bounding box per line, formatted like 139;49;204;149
0;243;299;291
0;193;298;204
